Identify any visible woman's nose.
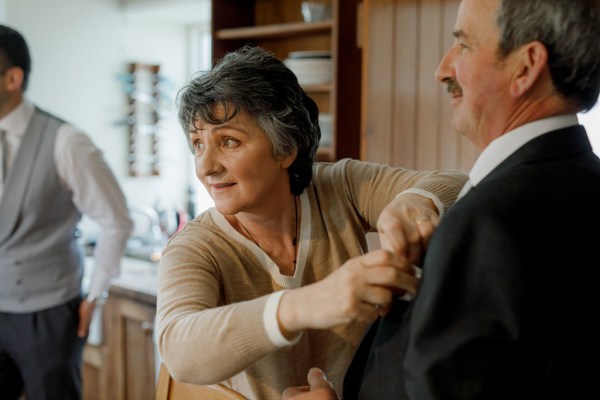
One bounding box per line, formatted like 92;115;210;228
196;145;221;177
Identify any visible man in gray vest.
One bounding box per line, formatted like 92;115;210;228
0;25;133;399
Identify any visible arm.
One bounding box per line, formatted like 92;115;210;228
156;225;282;385
330;160;466;263
55;125;133;337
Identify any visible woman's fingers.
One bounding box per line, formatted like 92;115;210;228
278;250;420;332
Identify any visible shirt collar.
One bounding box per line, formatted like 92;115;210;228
468;114;579;186
0;100;35;138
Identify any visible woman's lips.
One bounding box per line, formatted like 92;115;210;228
210;182;235;193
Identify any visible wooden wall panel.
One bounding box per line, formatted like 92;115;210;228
362;0;478;172
361;0;397;164
415;0;443;170
391;0;418;167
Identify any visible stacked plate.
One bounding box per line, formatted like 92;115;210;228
319;113;333;147
284;50;332;85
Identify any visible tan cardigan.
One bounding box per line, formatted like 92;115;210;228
156;159;466;399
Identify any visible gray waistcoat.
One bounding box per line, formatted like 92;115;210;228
0;107;82;313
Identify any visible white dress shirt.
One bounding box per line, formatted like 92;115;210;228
0;100;133;299
462;114;579;198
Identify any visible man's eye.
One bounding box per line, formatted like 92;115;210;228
194;141;205;151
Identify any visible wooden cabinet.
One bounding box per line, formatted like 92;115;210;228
82;342;109;400
83;284;157;400
211;0;362;161
106;286;157;400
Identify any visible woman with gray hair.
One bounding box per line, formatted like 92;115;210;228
156;45;466;399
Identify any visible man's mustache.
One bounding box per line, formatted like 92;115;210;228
444;78;463;97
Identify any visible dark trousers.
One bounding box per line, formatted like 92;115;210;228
0;297;84;400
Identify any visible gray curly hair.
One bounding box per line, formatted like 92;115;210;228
176;45;321;195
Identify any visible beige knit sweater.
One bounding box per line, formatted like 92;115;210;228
156;159;466;399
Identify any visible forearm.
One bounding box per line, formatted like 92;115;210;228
277;250;418;337
405;170;467;216
157;295;279;385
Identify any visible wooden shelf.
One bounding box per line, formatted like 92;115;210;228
215;20;333;40
212;0;362;161
303;83;333;93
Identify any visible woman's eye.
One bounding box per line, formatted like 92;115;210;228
223;137;239;148
194;141;205;151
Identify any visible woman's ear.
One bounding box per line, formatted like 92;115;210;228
510;40;548;97
280;150;298;169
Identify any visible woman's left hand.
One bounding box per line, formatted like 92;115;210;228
377;192;440;265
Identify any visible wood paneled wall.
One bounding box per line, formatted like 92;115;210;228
361;0;478;172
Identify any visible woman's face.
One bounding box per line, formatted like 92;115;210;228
188;106;295;216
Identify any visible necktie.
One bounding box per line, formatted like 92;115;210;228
0;129;7;197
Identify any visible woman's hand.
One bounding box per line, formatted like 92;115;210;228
377;192;440;265
282;368;339;400
277;249;418;337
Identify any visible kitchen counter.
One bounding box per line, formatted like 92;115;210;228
83;256;158;345
84;256;158;299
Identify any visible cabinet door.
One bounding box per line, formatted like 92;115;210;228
106;295;157;400
82;344;109;400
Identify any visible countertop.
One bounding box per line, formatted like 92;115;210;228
83;256;158;300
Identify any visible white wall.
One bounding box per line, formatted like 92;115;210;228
0;0;5;22
3;0;212;232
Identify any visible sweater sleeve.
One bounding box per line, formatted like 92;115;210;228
316;159;467;229
155;220;281;385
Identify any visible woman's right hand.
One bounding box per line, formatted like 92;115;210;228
277;249;418;337
282;368;339;400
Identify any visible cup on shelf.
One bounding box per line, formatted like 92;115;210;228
301;1;332;23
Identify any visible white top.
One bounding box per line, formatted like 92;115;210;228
0;100;133;298
468;114;579;187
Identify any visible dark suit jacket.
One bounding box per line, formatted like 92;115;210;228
344;125;600;399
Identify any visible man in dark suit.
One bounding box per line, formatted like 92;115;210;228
283;0;600;398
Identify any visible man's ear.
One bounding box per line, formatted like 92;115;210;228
510;40;548;97
3;66;24;92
